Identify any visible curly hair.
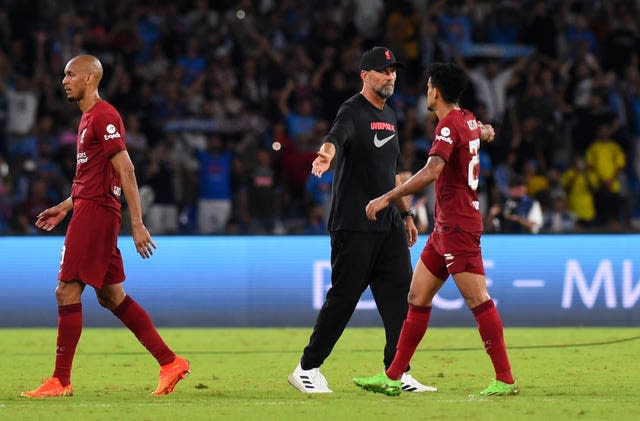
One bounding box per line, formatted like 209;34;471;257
427;62;469;104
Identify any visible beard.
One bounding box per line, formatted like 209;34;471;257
65;87;82;102
375;84;394;99
427;98;435;112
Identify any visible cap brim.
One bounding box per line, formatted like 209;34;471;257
368;62;404;71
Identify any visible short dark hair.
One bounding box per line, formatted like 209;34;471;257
427;62;469;104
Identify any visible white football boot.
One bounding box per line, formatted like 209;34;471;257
288;363;333;393
400;373;438;392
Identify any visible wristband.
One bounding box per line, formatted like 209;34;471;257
400;209;415;219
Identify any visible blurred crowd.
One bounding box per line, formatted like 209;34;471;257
1;0;639;235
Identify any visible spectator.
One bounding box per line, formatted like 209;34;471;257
460;55;528;126
486;175;543;234
304;167;332;228
303;203;326;235
2;1;640;234
585;123;628;230
123;113;148;166
7;67;38;128
493;151;517;198
0;55;8;156
561;155;599;230
195;135;234;234
144;141;179;235
565;14;598;56
176;36;206;86
437;0;473;52
0;154;12;233
542;192;576;233
14;176;55;234
278;79;318;143
239;148;281;234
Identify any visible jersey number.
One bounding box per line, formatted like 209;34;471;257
467;139;480;191
59;245;66;272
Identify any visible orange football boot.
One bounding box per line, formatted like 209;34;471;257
152;356;191;395
21;377;73;398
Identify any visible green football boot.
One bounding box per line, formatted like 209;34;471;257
353;372;402;397
479;379;519;396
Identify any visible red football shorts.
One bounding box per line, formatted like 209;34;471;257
419;227;485;281
59;199;125;288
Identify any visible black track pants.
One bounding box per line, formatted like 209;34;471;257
301;226;412;369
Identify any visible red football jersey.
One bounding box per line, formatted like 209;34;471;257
70;100;126;214
428;108;483;233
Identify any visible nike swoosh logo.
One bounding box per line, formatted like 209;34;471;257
373;133;396;148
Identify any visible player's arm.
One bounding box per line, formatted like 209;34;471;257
312;104;354;177
110;149;156;259
35;196;73;231
366;155;446;221
393;173;413;215
394;174;418;247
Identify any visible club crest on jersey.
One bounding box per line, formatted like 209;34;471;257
435;126;452;144
76;152;88;164
112;185;122;197
104;123;122;141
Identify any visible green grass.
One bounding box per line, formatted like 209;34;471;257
1;327;639;420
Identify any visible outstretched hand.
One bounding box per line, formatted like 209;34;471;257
35;205;68;231
311;151;331;177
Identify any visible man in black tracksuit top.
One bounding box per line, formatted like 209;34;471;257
288;47;435;394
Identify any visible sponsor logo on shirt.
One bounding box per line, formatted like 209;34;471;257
435;126;453;144
80;128;87;144
370;122;396;131
435;134;453;144
472;200;480;210
104;123;122;141
373;133;396;148
77;152;88;164
467;120;478;130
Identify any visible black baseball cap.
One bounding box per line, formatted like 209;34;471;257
360;46;404;71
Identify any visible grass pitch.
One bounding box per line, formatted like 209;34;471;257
1;327;639;420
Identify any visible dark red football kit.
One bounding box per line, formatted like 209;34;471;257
420;108;485;279
59;101;126;287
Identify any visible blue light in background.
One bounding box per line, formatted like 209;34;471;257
0;235;638;327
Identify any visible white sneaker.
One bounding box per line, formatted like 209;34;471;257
400;373;438;392
288;363;333;393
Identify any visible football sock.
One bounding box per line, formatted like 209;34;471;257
472;299;514;384
386;304;432;380
53;303;83;386
112;295;176;366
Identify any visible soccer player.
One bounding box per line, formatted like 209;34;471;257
353;62;518;397
21;55;190;398
288;47;435;394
